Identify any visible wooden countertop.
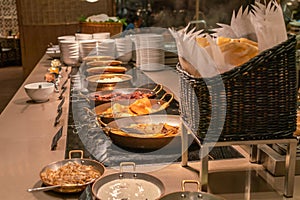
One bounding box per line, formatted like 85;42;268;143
0;55;70;199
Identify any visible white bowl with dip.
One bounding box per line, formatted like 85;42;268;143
24;82;55;102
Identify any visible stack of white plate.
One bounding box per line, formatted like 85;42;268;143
164;42;179;66
46;45;61;59
59;40;79;66
96;39;116;58
57;35;75;43
134;34;165;71
79;40;97;61
75;33;93;41
93;32;110;40
115;37;132;63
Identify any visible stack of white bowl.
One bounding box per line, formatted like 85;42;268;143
134;34;165;71
75;33;93;41
79;40;97;61
96;39;116;58
115;37;132;63
59;40;79;66
92;32;110;40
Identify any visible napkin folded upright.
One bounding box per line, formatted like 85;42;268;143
170;1;288;78
250;2;287;51
170;27;219;78
214;1;287;51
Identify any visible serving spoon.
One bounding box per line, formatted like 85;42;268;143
120;127;145;135
27;185;62;192
27;183;82;192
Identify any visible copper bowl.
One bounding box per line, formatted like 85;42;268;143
37;150;105;193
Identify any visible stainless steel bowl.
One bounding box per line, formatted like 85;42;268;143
92;162;165;200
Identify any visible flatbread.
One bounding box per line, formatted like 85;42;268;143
195;36;258;67
196;37;210;47
235;38;258;47
129;97;152;115
216;36;232;46
219;40;258;67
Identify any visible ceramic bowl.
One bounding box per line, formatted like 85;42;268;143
24;82;55;102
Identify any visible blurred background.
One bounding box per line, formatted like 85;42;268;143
0;0;299;113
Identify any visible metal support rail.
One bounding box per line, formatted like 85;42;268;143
180;119;298;198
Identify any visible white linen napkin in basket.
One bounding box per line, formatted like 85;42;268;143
170;1;288;77
214;6;257;41
250;1;287;51
169;26;220;78
214;1;287;52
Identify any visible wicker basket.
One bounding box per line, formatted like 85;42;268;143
80;22;123;36
178;35;297;142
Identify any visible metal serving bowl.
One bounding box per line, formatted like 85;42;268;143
86;73;133;91
92;162;165;200
37;150;105;193
159;180;226;200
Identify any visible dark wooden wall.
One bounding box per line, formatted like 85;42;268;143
16;0;114;77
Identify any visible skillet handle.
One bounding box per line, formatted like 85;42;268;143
159;93;174;109
120;162;136;173
160;92;174;102
69;150;84;159
83;107;96;117
152;84;163;95
27;185;61;192
97;116;107;127
78;91;90;104
96;117;111;136
181;180;201;192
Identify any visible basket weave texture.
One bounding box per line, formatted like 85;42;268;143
80;22;123;36
178;35;297;142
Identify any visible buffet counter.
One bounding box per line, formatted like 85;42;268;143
0;55;299;200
